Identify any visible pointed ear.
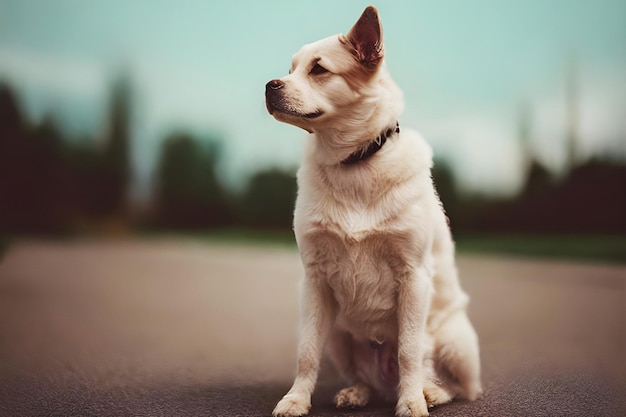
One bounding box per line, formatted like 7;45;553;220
346;6;384;69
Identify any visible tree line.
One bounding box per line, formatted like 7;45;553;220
152;132;297;231
433;158;626;234
0;79;297;235
0;78;624;236
0;79;130;234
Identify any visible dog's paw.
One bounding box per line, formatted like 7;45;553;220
395;395;429;417
423;385;453;408
462;381;483;401
272;393;311;417
334;384;370;408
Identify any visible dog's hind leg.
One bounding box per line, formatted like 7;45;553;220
422;356;454;408
334;381;371;408
433;311;482;401
326;329;373;408
423;383;453;408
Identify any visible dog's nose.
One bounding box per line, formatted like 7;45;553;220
266;79;284;91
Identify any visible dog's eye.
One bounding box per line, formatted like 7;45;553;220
310;63;329;75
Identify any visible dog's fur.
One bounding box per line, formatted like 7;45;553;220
265;6;481;417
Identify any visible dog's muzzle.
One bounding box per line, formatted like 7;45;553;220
265;79;284;114
265;79;323;119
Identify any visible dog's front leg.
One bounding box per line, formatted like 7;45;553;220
395;263;433;417
273;276;334;417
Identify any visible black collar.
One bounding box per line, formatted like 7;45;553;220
341;122;400;166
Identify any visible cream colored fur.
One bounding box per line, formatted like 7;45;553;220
266;6;481;417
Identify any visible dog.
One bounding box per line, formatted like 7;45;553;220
265;6;482;417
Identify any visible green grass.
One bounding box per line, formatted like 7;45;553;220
190;230;625;264
5;229;623;265
147;228;298;248
177;230;625;264
198;228;297;247
455;234;626;264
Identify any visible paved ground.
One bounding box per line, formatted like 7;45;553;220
0;239;624;417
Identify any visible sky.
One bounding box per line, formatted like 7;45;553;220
1;0;625;197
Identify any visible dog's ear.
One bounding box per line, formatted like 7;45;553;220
346;6;383;69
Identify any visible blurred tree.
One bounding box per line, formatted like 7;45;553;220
521;160;552;198
26;116;68;230
516;99;553;199
239;168;297;230
101;74;132;215
0;83;23;139
0;83;27;232
65;140;111;218
154;132;230;229
0;87;70;233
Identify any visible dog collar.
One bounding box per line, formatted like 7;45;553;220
341;121;400;165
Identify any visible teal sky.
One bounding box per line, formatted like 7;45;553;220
1;0;625;196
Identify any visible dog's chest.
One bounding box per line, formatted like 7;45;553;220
303;227;402;340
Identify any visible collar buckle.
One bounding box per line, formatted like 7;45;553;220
341;121;400;166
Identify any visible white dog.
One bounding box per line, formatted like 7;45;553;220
265;6;482;417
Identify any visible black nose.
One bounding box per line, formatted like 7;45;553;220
266;79;284;91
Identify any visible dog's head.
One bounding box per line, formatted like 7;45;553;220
265;6;402;135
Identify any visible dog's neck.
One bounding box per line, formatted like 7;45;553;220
340;121;400;165
312;115;403;166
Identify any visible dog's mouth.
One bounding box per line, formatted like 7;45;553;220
266;100;323;120
302;109;324;119
269;105;324;120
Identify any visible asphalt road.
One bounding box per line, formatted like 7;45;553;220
0;239;624;416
